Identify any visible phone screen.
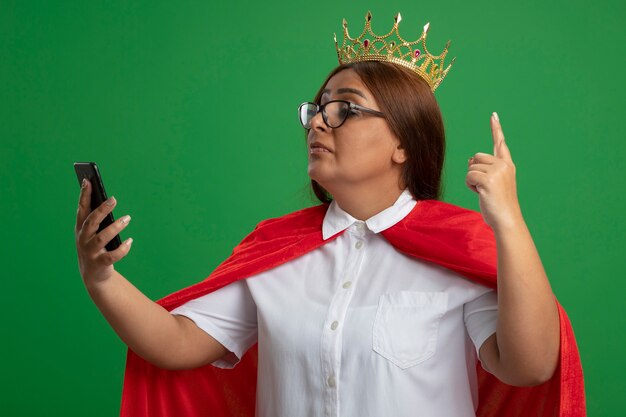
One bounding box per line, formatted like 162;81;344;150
74;162;122;251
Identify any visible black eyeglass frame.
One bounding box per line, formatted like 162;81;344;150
298;100;386;130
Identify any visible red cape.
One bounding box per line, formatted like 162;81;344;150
120;200;585;417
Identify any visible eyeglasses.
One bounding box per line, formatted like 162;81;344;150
298;100;385;130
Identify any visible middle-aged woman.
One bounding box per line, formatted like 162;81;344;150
75;12;584;417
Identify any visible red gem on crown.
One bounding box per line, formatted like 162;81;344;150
414;49;421;58
363;39;370;48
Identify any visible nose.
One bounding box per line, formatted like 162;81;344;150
309;110;329;132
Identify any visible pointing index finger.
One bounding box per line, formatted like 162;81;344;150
491;112;512;161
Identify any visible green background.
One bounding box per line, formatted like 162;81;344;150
1;0;624;415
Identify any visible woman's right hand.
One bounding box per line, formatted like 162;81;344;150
75;178;133;288
74;179;230;369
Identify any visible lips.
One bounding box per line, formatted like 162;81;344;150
310;141;332;153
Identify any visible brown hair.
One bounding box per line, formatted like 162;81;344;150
309;61;446;204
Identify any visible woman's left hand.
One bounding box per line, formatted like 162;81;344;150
467;114;560;387
466;113;523;232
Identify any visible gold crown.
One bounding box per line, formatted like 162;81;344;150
334;11;456;92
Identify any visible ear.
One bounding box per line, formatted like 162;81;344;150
392;144;408;164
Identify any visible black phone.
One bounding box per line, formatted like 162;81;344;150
74;162;122;251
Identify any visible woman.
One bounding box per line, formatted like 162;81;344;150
75;13;583;417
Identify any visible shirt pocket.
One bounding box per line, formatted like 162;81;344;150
373;291;448;369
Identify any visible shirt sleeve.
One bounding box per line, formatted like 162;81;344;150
463;290;498;359
170;279;258;369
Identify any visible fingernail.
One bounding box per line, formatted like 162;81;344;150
81;178;87;188
106;196;116;206
121;215;131;224
126;238;133;247
492;112;499;122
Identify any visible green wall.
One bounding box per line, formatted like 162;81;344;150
1;1;624;415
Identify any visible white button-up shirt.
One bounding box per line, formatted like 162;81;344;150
172;190;498;417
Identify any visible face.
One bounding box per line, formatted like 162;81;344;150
307;69;407;193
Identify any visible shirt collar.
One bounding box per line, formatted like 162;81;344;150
322;189;417;240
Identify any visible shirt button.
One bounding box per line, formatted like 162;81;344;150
327;375;336;388
356;222;366;232
330;321;339;330
355;241;364;250
342;281;352;289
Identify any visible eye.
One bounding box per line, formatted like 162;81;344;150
327;102;350;120
337;105;351;119
348;107;362;117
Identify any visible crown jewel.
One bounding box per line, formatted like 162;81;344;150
334;11;456;92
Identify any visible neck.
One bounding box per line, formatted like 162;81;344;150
327;181;405;221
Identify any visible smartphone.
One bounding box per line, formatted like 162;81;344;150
74;162;122;251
